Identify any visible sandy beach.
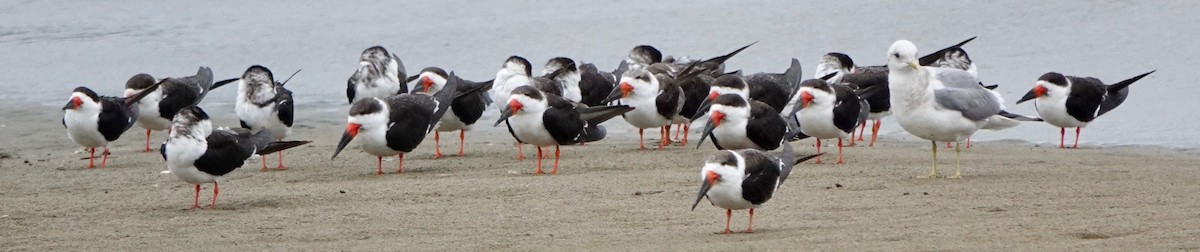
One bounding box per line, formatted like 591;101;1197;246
3;105;1200;251
5;0;1200;250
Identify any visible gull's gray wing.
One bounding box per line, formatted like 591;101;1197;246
931;69;1000;121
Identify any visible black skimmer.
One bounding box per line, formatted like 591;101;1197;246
577;61;627;107
671;74;715;145
601;68;684;150
743;59;804;112
491;56;535;106
410;67;495;158
696;59;802;120
331;72;459;175
886;40;1029;178
624;45;664;70
123;74;162;152
644;63;707;146
532;64;571;98
1015;71;1154;148
690;144;821;234
123;67;216;152
211;65;301;171
543;57;583;103
161;106;309;209
790;78;869;164
490;56;535;160
694;83;789;151
494;86;634;174
920;37;979;77
347;46;407;104
63;83;161;169
813;37;977;147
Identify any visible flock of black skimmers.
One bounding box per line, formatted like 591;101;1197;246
60;37;1153;234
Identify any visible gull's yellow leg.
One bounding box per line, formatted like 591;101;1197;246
947;141;962;179
919;140;939;178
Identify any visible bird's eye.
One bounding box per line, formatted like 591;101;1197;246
893;53;900;58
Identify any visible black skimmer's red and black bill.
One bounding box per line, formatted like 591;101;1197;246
886;40;1033;178
211;65;302;171
347;46;407;104
410;67;495;158
490;56;535;160
690;144;821;234
1015;70;1154;148
601;68;684;150
578;61;627;107
331;72;459;175
790;78;869;164
123;67;216;152
813;37;977;147
493;86;634;174
63;83;161;169
543;57;583;103
161;106;309;209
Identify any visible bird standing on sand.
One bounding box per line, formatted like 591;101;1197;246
491;56;536;160
410;67;494;158
212;65;300;171
332;73;458;175
495;86;633;174
813;37;977;147
690;144;820;234
161;106;309;209
63;84;160;169
602;68;684;150
1016;71;1154;148
886;40;1029;178
123;67;215;152
791;78;868;164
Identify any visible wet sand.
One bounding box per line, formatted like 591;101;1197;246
3;106;1200;251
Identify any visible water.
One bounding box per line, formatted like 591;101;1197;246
3;0;1197;148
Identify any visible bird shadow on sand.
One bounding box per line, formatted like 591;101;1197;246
145;194;310;213
704;228;781;236
165;196;293;212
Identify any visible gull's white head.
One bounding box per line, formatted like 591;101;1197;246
887;40;920;71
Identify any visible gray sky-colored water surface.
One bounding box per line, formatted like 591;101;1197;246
2;0;1196;148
